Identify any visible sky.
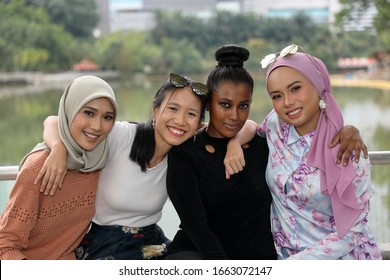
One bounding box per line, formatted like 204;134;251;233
110;0;142;12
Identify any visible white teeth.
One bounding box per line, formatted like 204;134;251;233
169;127;184;135
84;132;98;139
288;108;301;116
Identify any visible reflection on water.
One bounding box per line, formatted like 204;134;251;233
0;77;389;243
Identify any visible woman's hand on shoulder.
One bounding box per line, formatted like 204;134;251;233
224;138;245;179
329;125;368;166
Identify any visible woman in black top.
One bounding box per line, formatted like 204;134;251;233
165;45;277;260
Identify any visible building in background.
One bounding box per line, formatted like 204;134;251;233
143;0;217;14
242;0;341;24
95;0;110;36
95;0;375;34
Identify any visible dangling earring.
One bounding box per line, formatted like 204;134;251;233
152;118;156;129
319;99;326;111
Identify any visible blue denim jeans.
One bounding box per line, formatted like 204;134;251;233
75;222;170;260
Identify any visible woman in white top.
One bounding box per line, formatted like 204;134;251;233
38;73;208;259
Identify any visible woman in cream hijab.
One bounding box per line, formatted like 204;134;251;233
0;75;117;260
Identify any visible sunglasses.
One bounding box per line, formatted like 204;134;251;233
168;73;209;97
260;44;305;69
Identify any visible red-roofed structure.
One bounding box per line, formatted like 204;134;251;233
72;59;100;71
337;57;378;69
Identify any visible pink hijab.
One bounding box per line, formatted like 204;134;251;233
266;52;361;238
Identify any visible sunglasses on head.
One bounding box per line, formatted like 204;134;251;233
168;73;209;97
260;44;306;69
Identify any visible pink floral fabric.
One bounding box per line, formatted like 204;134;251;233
258;110;382;260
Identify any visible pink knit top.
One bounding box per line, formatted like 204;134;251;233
0;151;99;260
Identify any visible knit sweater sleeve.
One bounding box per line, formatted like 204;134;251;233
0;153;44;260
167;144;229;260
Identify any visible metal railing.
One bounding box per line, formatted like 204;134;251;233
1;151;389;181
0;166;18;181
369;151;390;165
0;151;389;259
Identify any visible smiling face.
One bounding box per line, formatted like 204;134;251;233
70;97;115;151
153;87;203;152
267;66;321;136
206;81;252;138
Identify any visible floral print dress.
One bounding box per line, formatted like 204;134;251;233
258;110;382;260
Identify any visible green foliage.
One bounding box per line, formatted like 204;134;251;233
93;31;204;75
151;10;208;51
94;31;160;74
0;0;74;71
25;0;98;38
260;13;322;45
0;2;387;74
149;10;353;71
202;11;265;51
337;0;390;48
153;38;203;74
336;0;372;23
373;0;390;48
245;39;273;69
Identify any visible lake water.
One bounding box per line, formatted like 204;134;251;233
0;74;389;243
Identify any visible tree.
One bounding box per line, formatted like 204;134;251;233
373;0;390;47
0;0;75;71
152;10;207;52
337;0;390;47
156;37;204;74
95;31;160;74
25;0;98;38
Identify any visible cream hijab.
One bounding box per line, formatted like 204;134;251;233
20;75;118;172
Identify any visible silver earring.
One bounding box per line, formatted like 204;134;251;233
319;99;326;111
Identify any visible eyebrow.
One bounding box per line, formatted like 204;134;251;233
83;105;115;115
167;101;201;114
268;80;302;95
219;98;251;103
287;80;302;88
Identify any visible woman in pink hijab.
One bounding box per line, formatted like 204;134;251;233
258;45;382;259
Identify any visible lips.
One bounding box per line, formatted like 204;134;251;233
224;123;240;130
286;107;302;117
168;126;185;136
83;131;99;140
